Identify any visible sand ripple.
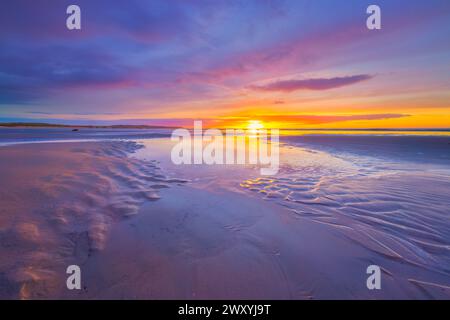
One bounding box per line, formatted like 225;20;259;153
0;140;187;299
241;145;450;293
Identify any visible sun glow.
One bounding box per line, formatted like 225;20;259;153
246;120;265;131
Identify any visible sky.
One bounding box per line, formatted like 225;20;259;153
0;0;449;128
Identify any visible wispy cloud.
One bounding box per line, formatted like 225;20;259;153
257;113;409;124
0;0;449;127
250;75;373;92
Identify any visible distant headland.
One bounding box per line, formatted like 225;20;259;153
0;122;177;129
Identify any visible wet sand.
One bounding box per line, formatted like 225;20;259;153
1;136;450;299
0;141;186;299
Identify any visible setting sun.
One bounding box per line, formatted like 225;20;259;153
247;120;265;131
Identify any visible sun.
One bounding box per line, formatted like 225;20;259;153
246;120;265;131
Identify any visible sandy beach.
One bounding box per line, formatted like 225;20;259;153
1;130;449;299
2;0;450;306
0;139;186;298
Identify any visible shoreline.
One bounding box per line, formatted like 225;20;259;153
0;140;186;299
0;138;449;299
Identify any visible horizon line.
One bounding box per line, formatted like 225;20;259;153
1;122;450;131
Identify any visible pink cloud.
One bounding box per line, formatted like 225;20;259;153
249;74;373;92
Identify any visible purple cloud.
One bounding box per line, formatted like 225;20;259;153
0;0;449;120
250;75;373;92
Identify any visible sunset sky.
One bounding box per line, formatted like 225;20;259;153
1;0;449;128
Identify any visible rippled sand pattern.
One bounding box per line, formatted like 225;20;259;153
241;145;450;295
0;141;187;299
